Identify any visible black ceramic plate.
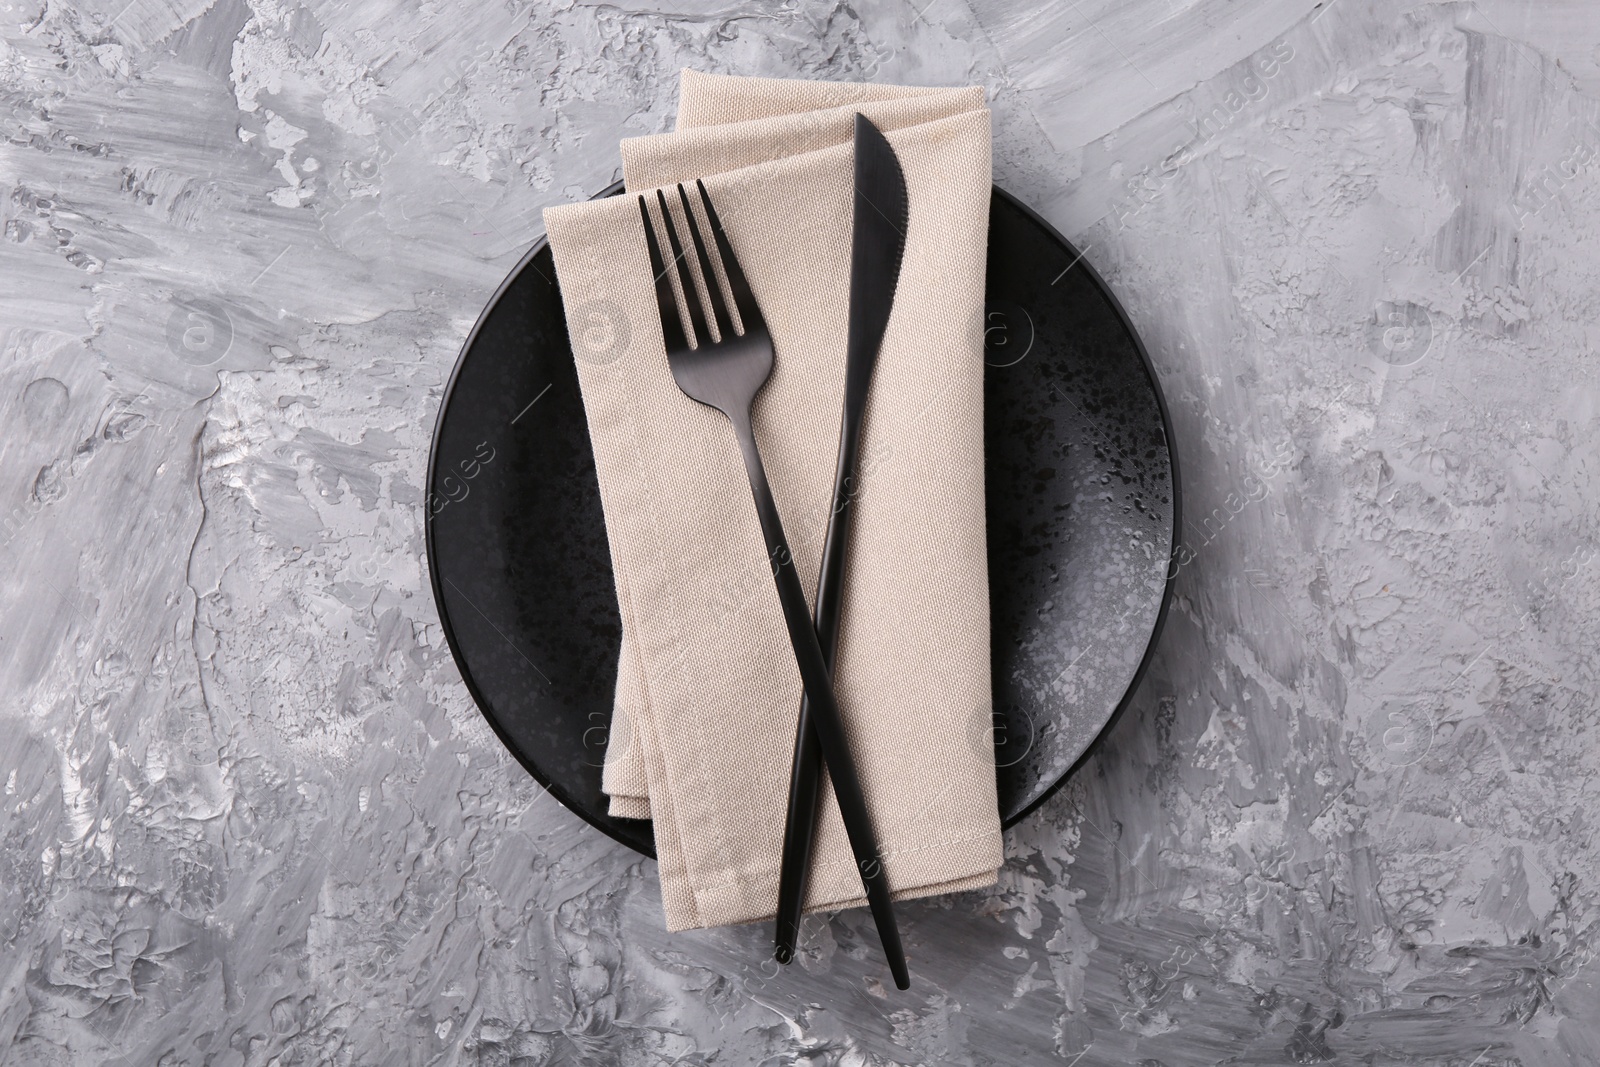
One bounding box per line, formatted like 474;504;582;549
427;184;1179;857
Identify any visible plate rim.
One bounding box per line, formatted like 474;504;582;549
424;212;649;854
425;182;1182;856
988;186;1183;827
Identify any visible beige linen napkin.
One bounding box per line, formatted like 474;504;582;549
542;70;1000;932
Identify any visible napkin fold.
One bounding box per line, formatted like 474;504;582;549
542;70;1000;932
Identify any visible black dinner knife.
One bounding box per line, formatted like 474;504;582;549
774;112;909;970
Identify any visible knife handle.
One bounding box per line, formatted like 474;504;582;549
774;408;864;963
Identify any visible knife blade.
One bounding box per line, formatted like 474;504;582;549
774;112;909;975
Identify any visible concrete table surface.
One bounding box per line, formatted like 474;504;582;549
1;1;1597;1064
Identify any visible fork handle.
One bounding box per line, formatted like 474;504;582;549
728;411;909;991
773;407;862;962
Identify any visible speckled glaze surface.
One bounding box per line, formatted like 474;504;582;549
7;1;1600;1063
981;190;1178;822
427;185;1177;853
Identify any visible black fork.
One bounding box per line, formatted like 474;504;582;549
638;181;908;990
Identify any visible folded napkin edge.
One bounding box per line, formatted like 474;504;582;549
677;67;986;130
676;826;1003;931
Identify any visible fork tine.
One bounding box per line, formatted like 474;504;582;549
656;188;711;349
639;195;687;354
677;183;734;344
694;179;765;335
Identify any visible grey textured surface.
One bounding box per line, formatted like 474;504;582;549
2;0;1598;1064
